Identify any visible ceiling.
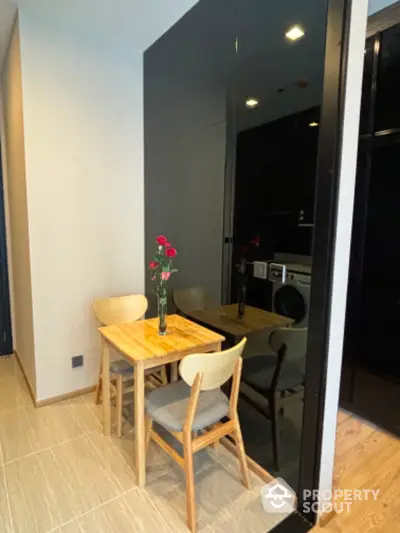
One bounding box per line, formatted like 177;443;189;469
145;0;397;133
0;0;198;69
0;0;394;76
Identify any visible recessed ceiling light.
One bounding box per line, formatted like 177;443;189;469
245;98;259;109
285;25;305;41
309;122;319;127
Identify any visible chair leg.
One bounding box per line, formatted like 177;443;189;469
183;431;197;533
270;394;280;472
279;392;285;416
145;415;153;456
116;375;123;438
95;361;102;405
160;366;168;385
171;362;179;382
233;419;251;490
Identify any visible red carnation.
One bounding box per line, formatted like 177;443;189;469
149;261;159;270
156;235;168;246
166;247;177;258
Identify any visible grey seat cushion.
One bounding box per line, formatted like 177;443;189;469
109;359;164;376
145;380;229;432
242;355;304;393
110;359;133;374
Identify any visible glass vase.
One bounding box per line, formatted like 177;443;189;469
158;291;168;335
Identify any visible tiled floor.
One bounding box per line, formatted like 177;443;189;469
0;355;286;533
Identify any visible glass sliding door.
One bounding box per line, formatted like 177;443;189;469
144;0;365;530
226;0;329;492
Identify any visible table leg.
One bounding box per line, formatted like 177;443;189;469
171;362;179;382
101;338;111;436
134;362;146;487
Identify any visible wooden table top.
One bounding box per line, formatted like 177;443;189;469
98;314;225;363
185;304;294;337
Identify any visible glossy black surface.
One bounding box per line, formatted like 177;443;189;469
342;19;400;436
145;0;350;528
0;146;13;355
376;23;400;132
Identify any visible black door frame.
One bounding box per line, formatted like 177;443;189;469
270;0;367;529
0;145;12;356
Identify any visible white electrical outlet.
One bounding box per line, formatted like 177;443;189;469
253;261;268;280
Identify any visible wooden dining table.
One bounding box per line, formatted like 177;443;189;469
184;304;294;341
98;314;225;487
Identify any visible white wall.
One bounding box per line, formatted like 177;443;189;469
1;19;36;394
16;6;144;401
317;0;368;514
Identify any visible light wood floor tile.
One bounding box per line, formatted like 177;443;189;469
0;409;37;464
5;434;137;533
54;523;81;533
110;425;217;486
0;356;18;380
0;401;93;463
5;453;66;533
73;490;172;533
0;375;32;415
0;466;12;533
66;396;101;433
110;427;178;484
86;432;137;493
145;453;265;533
38;434;136;521
82;393;103;423
211;494;287;533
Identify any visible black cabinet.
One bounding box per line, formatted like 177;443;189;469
233;107;319;257
342;22;400;436
359;134;400;379
375;24;400;132
359;37;375;136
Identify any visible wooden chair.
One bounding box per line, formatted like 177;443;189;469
93;294;168;437
172;286;207;315
144;337;251;533
240;327;307;471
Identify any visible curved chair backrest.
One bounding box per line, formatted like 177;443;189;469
180;337;247;391
93;294;148;326
173;287;206;314
269;327;308;387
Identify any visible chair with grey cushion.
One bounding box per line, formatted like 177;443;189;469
93;294;168;437
240;327;307;471
144;337;251;533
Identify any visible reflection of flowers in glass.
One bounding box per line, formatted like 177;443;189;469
161;271;171;281
250;235;261;247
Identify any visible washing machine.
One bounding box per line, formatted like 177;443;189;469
272;263;311;327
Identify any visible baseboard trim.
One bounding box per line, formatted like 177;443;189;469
36;385;96;407
317;507;336;527
14;350;37;405
13;351;95;407
220;436;274;484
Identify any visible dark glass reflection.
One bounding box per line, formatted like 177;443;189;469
342;19;400;439
144;0;329;496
